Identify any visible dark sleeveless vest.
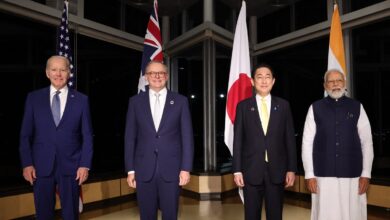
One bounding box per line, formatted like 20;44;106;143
312;96;362;177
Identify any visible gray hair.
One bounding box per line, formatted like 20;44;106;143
145;60;167;74
324;69;346;83
46;55;70;70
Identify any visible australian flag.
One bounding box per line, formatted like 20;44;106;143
57;0;76;89
138;0;163;93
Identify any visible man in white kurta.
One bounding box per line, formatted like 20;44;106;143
302;69;374;220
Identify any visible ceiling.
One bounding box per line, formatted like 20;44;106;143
125;0;297;17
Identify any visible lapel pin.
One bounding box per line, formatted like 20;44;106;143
250;107;255;111
170;100;174;105
71;94;75;98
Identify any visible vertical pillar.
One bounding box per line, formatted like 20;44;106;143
249;16;257;67
203;39;216;171
203;0;213;22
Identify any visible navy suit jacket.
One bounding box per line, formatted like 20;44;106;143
124;90;194;182
19;87;93;176
232;96;297;184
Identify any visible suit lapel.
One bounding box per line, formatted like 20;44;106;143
43;87;57;127
58;89;74;127
157;91;173;132
249;97;264;136
267;96;279;135
141;92;156;132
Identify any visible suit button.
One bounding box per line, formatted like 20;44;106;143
154;149;158;154
156;135;160;138
336;142;339;146
336;154;339;157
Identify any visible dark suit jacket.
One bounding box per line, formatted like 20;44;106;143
124;90;194;182
19;87;93;176
232;95;297;184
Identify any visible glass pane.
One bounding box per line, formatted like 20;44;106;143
350;0;386;11
257;6;291;42
186;0;203;29
175;44;204;171
352;19;390;180
0;12;56;191
216;44;233;172
84;0;121;30
169;0;202;40
77;35;142;176
295;0;327;30
125;5;150;37
215;0;236;32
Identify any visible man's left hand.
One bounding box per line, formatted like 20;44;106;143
285;172;295;188
179;171;190;186
76;167;89;185
359;177;370;195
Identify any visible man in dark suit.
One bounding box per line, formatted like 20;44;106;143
19;55;93;220
232;64;297;220
124;61;194;220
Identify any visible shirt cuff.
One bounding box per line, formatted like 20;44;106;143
128;171;135;174
361;170;371;178
233;172;242;176
304;171;315;179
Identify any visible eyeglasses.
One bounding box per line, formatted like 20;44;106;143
147;71;167;77
326;79;344;85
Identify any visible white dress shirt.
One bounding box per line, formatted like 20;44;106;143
50;85;68;119
255;93;271;124
149;87;167;130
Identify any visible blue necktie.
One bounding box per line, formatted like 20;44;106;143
52;91;61;126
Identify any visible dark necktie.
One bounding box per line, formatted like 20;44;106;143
52;91;61;126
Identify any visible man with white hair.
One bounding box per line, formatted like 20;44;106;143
302;69;374;220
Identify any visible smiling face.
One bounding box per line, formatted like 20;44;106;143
251;66;275;97
324;70;346;99
45;56;70;90
145;61;169;92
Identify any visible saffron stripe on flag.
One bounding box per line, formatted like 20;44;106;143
327;3;346;75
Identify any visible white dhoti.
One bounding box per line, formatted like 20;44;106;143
311;177;367;220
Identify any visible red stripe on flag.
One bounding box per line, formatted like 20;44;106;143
226;73;252;124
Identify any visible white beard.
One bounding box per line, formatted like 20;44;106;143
327;87;346;99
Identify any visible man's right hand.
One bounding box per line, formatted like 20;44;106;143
305;178;318;193
234;173;245;187
23;166;36;185
127;173;136;188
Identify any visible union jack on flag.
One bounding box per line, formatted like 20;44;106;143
57;0;76;89
138;0;163;93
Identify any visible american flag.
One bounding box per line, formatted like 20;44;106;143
57;0;76;89
55;1;83;213
137;0;163;93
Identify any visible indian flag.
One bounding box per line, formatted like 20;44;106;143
328;4;346;75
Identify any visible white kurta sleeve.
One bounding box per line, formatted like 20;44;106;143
358;105;374;178
302;105;316;179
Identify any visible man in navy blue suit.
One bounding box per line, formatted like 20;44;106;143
233;64;297;220
19;55;93;220
125;61;194;220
